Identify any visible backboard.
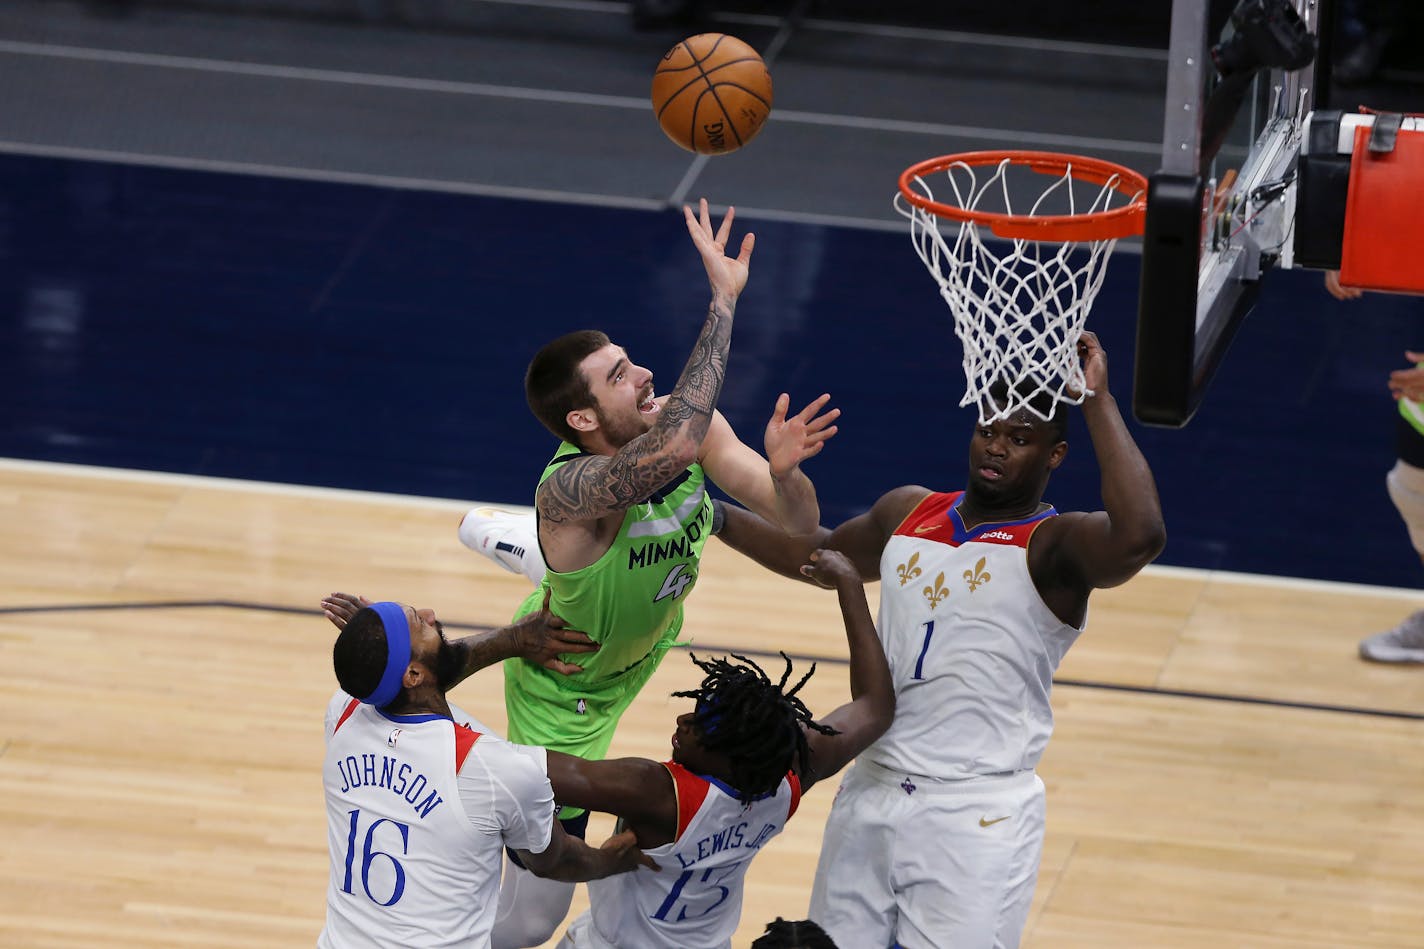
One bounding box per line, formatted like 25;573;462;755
1135;0;1324;427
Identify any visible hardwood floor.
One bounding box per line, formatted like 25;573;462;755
2;459;1421;948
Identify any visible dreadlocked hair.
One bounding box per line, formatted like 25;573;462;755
672;652;839;804
750;917;839;949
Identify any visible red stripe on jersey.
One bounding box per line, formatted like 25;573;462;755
454;724;481;772
333;697;361;734
663;761;712;841
786;771;802;819
892;491;962;542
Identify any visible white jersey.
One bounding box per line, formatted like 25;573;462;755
318;692;555;949
869;491;1081;779
579;762;802;949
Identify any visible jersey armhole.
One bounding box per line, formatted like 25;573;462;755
663;761;712;841
332;697;361;735
454;724;482;772
786;771;803;819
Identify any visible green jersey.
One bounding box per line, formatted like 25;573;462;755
505;441;714;764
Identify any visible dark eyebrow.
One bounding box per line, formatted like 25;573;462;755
606;357;627;384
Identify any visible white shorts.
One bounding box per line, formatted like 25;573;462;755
808;760;1045;949
555;911;606;949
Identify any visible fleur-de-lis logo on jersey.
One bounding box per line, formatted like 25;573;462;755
896;551;923;587
964;556;991;592
923;571;950;609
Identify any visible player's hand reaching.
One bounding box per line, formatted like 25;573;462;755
765;392;840;479
598;828;661;873
1076;330;1109;397
800;548;861;589
1324;269;1364;301
1388;352;1424;402
684;198;754;304
511;588;599;675
322;591;371;630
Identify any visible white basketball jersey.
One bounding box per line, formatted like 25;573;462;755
869;491;1082;779
318;692;555;949
582;762;802;949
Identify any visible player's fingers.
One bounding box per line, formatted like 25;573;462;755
638;852;661;871
795;393;832;420
737;232;755;265
699;197;711;233
1406;351;1424;363
715;204;735;246
556;633;599;653
805;407;841;430
770;392;790;421
543;659;584;676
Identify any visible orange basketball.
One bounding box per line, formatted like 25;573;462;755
651;33;773;155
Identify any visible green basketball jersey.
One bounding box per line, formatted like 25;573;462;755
505;441;714;759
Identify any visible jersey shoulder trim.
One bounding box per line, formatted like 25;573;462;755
786;771;802;819
454;723;482;772
663;761;712;841
333;697;361;734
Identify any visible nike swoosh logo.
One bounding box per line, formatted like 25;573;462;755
979;815;1010;827
913;523;941;534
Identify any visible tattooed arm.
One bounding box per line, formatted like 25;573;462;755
537;199;755;530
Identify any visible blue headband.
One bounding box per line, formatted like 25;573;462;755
362;601;412;708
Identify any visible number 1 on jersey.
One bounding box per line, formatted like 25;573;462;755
912;620;935;680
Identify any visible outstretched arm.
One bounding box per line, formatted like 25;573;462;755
713;484;928;583
544;753;680;848
1040;332;1166;592
516;821;658;883
798;550;894;790
319;590;598;683
538;199;754;525
699;394;840;534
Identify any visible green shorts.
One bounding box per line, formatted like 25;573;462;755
504;621;679;819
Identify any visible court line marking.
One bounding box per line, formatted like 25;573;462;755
0;39;1160;155
0;139;1150;247
0;140;668;214
4;597;1420;721
2;455;1418;600
445;0;1172;60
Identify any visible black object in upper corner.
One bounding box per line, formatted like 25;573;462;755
1211;0;1317;78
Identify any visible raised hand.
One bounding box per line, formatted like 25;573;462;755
510;588;599;675
683;197;754;303
321;592;371;631
765;392;840;480
1076;330;1109;396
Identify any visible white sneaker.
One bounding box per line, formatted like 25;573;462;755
457;507;546;585
1359;610;1424;664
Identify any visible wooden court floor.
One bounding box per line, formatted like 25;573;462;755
2;458;1423;948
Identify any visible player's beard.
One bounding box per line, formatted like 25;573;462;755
594;403;652;449
433;624;462;691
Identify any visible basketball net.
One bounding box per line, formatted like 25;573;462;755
895;156;1140;423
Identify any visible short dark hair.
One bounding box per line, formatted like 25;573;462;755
332;608;388;702
750;917;839;949
524;330;611;447
672;653;838;804
984;377;1069;443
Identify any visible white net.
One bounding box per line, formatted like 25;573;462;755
895;156;1138;423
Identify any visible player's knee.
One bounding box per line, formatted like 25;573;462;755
1386;460;1424;555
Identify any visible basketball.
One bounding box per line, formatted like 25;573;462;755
651;33;773;155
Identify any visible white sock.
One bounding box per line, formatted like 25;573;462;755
491;857;575;948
